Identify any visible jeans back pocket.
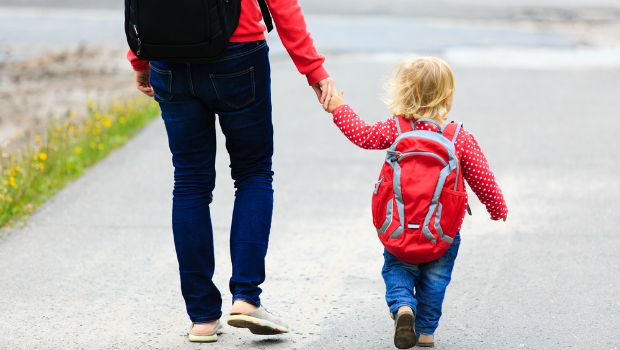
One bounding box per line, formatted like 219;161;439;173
209;67;256;110
150;63;174;102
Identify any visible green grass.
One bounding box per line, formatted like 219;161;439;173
0;97;160;229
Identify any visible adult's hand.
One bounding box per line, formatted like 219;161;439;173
135;70;154;97
312;77;335;110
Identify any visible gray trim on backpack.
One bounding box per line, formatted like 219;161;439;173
452;123;463;143
451;123;463;190
414;118;443;132
390;159;406;235
392;130;457;157
378;199;393;234
434;203;454;244
383;126;460;244
398;151;447;166
390;226;404;239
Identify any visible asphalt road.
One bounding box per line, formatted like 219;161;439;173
1;2;619;350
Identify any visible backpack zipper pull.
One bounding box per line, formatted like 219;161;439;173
133;25;142;55
387;150;402;162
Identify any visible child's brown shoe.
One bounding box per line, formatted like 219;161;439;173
393;307;416;349
417;333;434;347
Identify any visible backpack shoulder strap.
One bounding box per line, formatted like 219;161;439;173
395;115;415;135
442;121;463;144
257;0;274;32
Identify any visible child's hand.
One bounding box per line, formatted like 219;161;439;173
325;90;345;113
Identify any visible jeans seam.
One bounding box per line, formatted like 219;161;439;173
186;63;196;97
219;41;267;61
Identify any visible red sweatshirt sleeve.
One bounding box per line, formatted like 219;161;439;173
267;0;328;85
332;105;398;150
455;129;508;220
127;50;149;71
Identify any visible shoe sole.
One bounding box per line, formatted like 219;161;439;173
187;333;218;343
418;342;435;348
227;315;289;335
394;313;416;349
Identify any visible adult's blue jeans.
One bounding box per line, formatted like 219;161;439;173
150;41;273;323
382;234;461;335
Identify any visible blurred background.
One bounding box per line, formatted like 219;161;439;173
0;0;618;349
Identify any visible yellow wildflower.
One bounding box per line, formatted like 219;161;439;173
103;118;113;128
35;135;42;142
39;162;45;170
39;152;47;161
9;177;17;189
86;99;96;110
97;143;105;151
74;146;82;155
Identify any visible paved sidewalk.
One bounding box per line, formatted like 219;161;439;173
1;4;620;347
1;57;619;349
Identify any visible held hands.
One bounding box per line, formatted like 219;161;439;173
312;77;336;110
135;70;154;97
325;90;345;113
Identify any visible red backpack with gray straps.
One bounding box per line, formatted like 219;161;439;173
372;117;468;264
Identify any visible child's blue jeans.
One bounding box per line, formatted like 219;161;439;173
382;234;460;335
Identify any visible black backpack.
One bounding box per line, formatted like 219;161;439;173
125;0;273;62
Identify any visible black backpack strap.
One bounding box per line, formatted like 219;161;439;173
257;0;274;32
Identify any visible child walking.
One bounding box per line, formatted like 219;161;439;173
326;57;508;348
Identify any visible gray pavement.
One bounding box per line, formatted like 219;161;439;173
1;2;620;350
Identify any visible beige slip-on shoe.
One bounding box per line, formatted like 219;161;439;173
227;307;289;335
188;320;223;343
394;309;417;349
417;333;435;347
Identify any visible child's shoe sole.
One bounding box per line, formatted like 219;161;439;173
394;312;416;349
417;333;434;347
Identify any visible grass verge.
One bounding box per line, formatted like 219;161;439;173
0;97;160;229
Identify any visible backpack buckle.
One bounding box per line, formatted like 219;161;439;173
387;150;401;162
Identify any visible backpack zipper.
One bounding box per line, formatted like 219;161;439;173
373;176;384;195
397;151;448;166
133;25;142;56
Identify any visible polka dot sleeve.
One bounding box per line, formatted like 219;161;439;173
331;105;398;150
455;129;508;221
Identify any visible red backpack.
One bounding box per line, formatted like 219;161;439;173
372;117;468;264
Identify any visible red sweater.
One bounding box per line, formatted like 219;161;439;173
332;105;508;221
127;0;328;85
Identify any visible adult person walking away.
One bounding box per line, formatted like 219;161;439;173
125;0;335;343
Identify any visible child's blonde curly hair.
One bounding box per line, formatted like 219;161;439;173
385;57;455;124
